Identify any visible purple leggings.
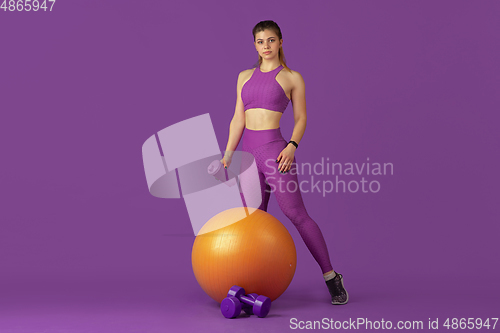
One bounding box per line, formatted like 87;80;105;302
240;127;333;274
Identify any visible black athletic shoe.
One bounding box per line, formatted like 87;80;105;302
325;272;349;305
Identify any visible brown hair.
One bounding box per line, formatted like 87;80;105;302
252;20;291;72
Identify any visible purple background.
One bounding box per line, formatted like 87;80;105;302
1;0;499;332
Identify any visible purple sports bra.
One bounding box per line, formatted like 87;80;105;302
241;65;290;113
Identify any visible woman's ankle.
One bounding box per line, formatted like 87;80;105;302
323;270;337;281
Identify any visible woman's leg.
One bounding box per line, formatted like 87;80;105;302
252;139;334;274
241;128;348;304
257;170;272;212
239;146;272;211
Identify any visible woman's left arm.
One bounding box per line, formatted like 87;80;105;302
277;71;307;173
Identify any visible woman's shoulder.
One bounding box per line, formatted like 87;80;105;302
282;67;305;85
235;68;256;89
236;67;257;84
282;66;302;76
238;67;257;76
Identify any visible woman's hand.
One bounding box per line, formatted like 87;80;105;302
276;144;296;173
220;154;232;169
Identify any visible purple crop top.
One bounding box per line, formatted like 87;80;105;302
241;65;290;113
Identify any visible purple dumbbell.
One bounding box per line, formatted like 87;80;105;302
222;292;258;316
225;286;271;318
220;296;242;319
241;293;259;315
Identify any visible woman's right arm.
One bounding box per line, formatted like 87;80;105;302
221;71;246;168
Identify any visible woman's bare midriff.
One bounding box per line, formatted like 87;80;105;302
245;108;283;130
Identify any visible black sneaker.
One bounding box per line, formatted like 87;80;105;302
325;272;349;305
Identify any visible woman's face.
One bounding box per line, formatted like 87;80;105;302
254;29;282;60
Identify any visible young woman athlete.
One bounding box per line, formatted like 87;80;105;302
220;20;348;305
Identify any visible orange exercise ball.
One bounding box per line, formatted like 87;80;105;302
192;207;296;304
